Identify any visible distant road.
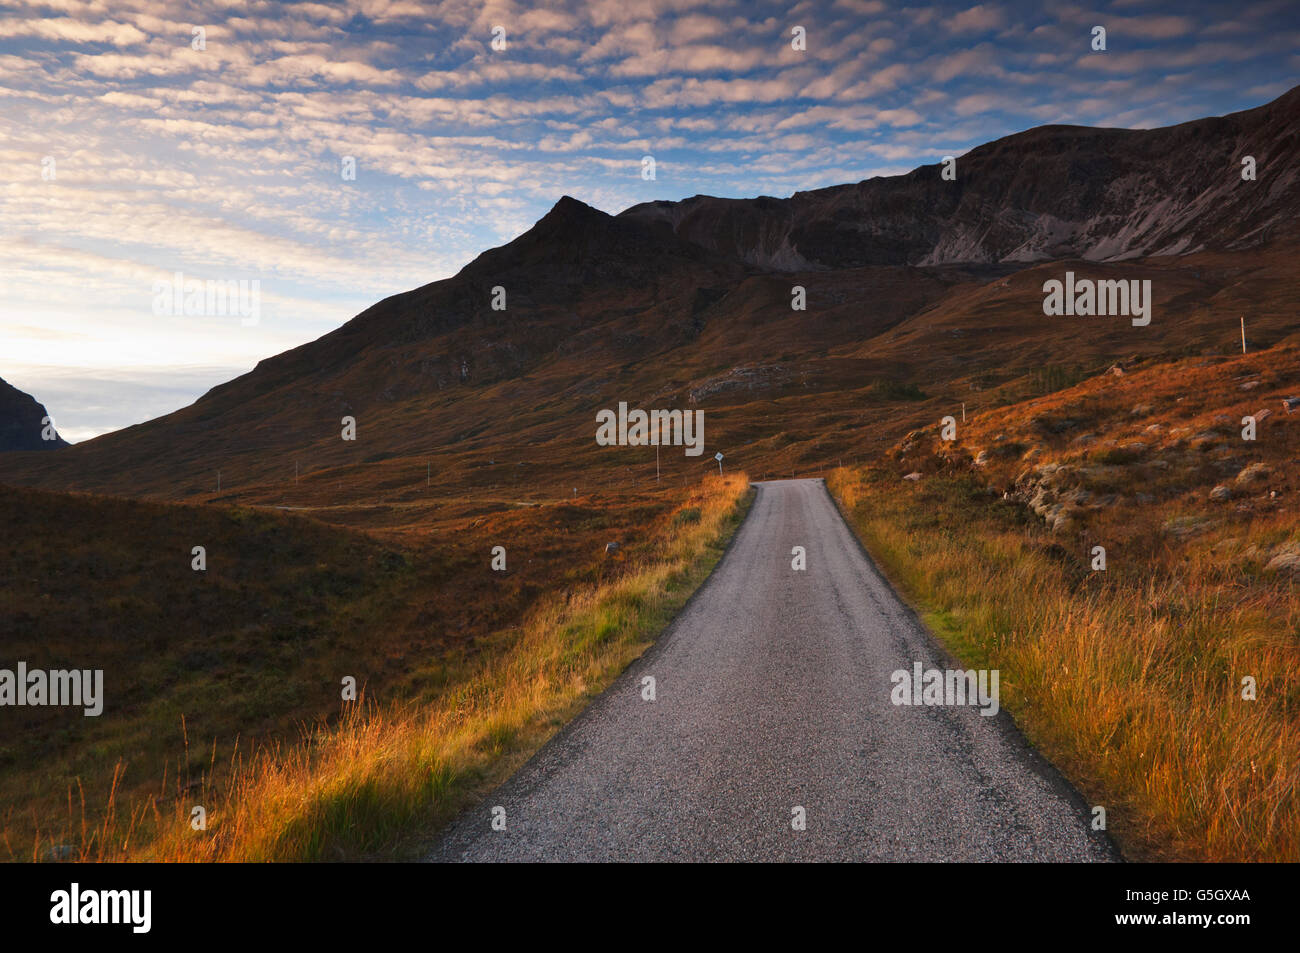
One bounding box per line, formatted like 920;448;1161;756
428;479;1116;862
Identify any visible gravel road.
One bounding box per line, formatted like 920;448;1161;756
428;479;1117;862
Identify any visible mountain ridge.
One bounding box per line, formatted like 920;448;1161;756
619;84;1300;269
0;377;67;452
2;85;1298;504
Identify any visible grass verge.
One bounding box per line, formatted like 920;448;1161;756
72;473;751;861
827;467;1298;861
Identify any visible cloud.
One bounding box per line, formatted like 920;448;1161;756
0;16;148;45
944;4;1005;33
0;0;1289;437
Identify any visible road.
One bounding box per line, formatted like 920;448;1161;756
428;479;1117;862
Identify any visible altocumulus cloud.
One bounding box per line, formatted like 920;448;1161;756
1;0;1295;437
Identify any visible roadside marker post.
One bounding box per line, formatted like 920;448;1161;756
715;451;724;476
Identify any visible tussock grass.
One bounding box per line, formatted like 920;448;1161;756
829;468;1298;861
40;474;750;862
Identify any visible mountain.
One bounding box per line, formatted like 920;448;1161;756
620;84;1300;269
1;86;1298;512
0;377;67;451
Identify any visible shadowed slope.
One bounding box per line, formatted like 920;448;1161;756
621;86;1300;268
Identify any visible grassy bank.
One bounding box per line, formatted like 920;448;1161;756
828;467;1298;861
54;473;750;861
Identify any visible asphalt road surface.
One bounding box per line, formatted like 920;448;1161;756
428;479;1117;862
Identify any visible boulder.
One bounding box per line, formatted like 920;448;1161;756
1264;545;1300;577
1209;485;1233;502
1051;506;1084;534
1235;462;1272;486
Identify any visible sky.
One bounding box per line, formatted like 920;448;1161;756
1;0;1296;441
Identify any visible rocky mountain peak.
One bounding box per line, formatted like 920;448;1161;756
0;377;68;451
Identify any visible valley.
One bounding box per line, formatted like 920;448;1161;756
2;84;1298;862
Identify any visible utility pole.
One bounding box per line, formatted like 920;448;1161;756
1241;316;1247;354
656;444;660;483
962;402;966;423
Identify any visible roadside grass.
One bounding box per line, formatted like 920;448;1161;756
828;467;1298;861
0;487;421;861
61;473;750;861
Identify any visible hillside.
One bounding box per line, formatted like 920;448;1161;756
0;377;67;451
828;342;1300;859
621;84;1300;268
904;343;1300;537
3;83;1299;864
1;87;1298;516
0;474;748;859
